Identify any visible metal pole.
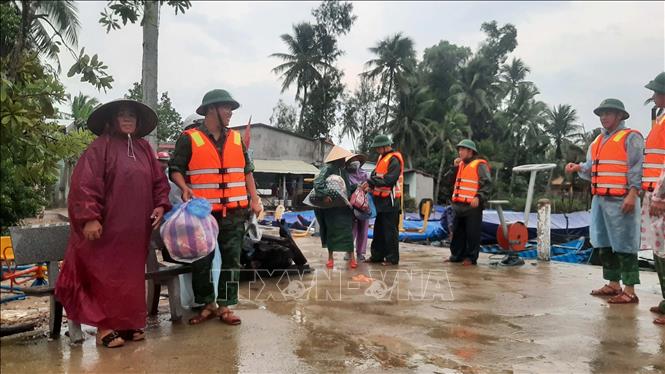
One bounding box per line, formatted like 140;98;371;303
496;205;509;240
537;199;551;261
523;170;537;226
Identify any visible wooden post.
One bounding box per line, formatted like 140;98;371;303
537;199;551;261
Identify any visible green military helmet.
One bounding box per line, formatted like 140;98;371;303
645;72;665;94
593;98;629;120
370;134;393;148
196;89;240;115
456;139;478;153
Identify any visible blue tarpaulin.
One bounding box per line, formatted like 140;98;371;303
260;206;590;245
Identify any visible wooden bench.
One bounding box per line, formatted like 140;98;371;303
8;223;71;340
146;231;191;321
9;223;188;343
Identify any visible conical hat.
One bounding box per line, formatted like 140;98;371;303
345;153;367;165
324;145;354;163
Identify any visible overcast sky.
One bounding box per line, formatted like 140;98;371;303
57;1;664;144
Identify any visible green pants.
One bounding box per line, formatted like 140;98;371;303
655;255;665;313
191;209;247;306
599;247;640;286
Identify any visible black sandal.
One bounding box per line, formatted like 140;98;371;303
119;329;145;341
96;330;125;348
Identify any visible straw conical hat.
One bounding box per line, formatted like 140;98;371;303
324;145;354;163
345;153;367;165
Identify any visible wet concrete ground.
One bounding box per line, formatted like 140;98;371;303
2;237;664;373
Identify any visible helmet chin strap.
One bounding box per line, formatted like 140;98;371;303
215;106;226;130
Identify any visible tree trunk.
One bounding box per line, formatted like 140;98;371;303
142;1;160;150
9;0;33;79
435;150;446;204
298;85;308;134
384;70;394;127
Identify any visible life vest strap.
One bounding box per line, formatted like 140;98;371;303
186;167;245;176
188;182;246;189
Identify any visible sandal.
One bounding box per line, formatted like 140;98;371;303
607;292;639;304
654;316;665;325
326;259;334;269
349;259;357;269
219;308;241;325
119;329;145;341
590;284;621;297
96;330;125;348
649;306;664;314
188;306;218;325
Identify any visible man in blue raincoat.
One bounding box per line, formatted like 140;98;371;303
566;98;644;304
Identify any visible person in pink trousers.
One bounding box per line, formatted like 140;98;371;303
345;153;370;262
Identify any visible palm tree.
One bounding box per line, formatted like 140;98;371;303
544;104;582;160
449;68;492;138
362;33;416;127
427;108;468;201
70;93;99;130
9;0;80;75
387;75;432;168
498;57;531;102
496;83;548;169
271;23;331;132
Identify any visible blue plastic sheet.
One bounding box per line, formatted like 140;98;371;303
260;207;590;245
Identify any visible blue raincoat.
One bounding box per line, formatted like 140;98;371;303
577;123;644;254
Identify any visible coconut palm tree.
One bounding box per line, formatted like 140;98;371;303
70;93;99;129
498;57;531;102
427;108;469;200
362;33;416;127
271;23;331;132
387;75;432;168
449;68;492;139
544;104;582;160
8;0;80;74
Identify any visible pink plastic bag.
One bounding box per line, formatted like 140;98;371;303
350;188;370;212
160;198;218;263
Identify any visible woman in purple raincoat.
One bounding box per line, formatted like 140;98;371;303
345;153;370;262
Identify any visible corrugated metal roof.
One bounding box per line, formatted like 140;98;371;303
253;159;320;175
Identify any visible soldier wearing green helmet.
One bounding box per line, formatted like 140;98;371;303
169;89;262;326
565;97;644;305
641;72;665;326
362;134;403;265
443;139;492;266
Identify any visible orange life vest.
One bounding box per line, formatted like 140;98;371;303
590;128;640;196
642;114;665;192
372;151;404;198
185;128;248;214
452;159;489;204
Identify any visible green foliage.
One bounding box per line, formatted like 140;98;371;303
340;77;383;153
362;33;416;127
66;48;114;91
124;82;183;142
270;99;297;131
99;0;192;32
70;93;100;129
303;67;345;138
0;53;92;228
5;1;113;92
312;0;356;36
0;2;21;59
271;1;355;137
